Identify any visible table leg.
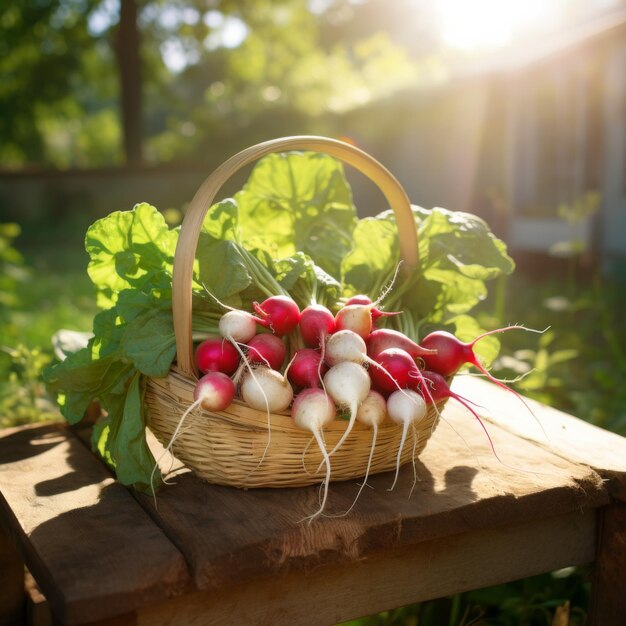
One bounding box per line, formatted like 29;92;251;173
589;502;626;625
0;521;25;626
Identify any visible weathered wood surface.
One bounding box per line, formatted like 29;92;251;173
134;509;597;626
588;502;626;626
136;397;608;590
0;423;190;625
0;381;619;625
453;376;626;499
0;518;25;626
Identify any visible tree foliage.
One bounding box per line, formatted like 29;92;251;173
1;0;418;168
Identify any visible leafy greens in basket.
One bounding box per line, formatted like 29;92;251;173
44;151;514;492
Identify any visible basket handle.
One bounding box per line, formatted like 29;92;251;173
173;135;417;377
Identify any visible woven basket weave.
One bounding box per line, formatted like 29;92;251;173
145;136;446;488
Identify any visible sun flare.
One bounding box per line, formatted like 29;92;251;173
436;0;566;51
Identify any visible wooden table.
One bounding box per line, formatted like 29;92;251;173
1;378;625;626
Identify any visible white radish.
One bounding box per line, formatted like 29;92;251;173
386;389;426;491
219;310;259;343
322;361;370;457
292;388;337;522
334;390;388;517
241;366;293;413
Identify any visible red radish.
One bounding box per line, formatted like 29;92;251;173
367;328;436;360
292;388;337;522
246;333;287;370
194;372;236;412
253;295;301;336
195;338;240;375
300;304;336;348
386;388;427;490
241;366;294;413
421;326;539;377
323;361;371;456
419;369;508;464
345;294;402;325
286;348;328;389
369;348;420;396
420;326;548;437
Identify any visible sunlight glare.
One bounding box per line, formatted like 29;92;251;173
437;0;564;51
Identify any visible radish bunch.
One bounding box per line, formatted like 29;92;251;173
186;293;535;521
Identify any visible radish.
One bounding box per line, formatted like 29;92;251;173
194;371;236;412
219;310;260;343
195;338;240;375
322;361;371;456
345;294;401;325
420;326;548;438
420;369;508;464
386;388;427;491
292;388;337;522
325;329;370;367
368;348;421;397
300;304;336;348
246;333;287;370
241;366;294;413
253;295;301;336
286;348;328;389
335;264;403;338
367;328;436;360
150;371;236;493
340;390;388;515
334;303;376;339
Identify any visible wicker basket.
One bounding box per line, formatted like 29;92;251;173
145;136;446;488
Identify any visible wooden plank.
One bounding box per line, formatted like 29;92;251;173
452;376;626;499
0;517;25;626
0;423;191;625
135;508;597;626
588;502;626;626
138;399;608;591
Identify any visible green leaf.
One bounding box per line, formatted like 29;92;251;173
43;343;134;424
195;238;252;299
122;310;176;377
105;373;159;492
85;203;177;307
235;152;357;275
201;198;240;240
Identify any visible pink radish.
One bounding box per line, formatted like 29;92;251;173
367;328;436;360
194;372;236;411
195;338;240;375
334;303;375;339
150;371;236;492
323;361;371;456
286;348;328;389
253;295;301;336
386;388;427;491
246;333;287;370
292;388;337;522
